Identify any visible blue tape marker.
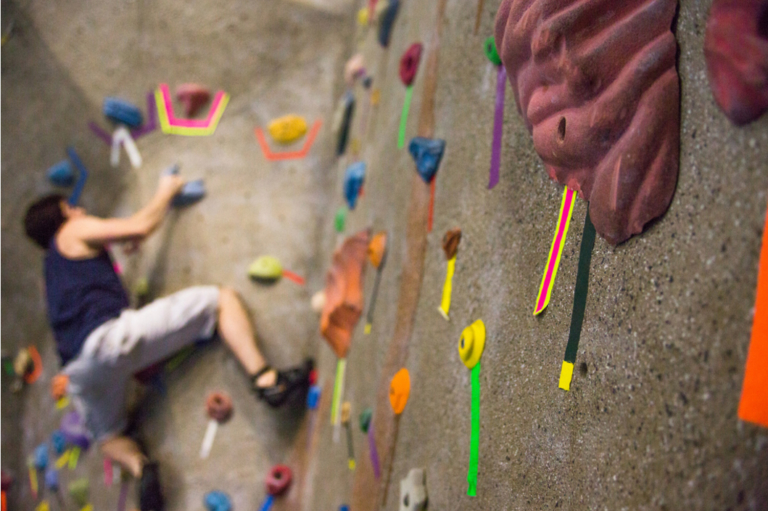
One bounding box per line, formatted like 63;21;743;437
66;147;89;206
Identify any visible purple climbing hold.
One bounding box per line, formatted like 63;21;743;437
60;411;90;451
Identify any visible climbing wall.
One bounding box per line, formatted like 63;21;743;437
308;0;768;510
1;0;354;509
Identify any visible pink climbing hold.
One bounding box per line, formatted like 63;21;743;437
704;0;768;126
176;84;212;118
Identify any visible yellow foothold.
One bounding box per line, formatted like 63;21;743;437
267;115;308;144
558;361;574;391
371;89;381;106
348;459;356;471
357;7;369;27
364;323;372;335
248;256;283;281
35;501;49;511
458;320;486;369
56;396;70;410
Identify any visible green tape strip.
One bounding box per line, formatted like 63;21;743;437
563;210;596;364
467;361;481;496
331;358;346;425
398;86;414;149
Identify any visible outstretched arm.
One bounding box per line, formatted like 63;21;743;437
66;174;184;248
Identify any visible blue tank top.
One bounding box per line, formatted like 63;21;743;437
45;240;130;365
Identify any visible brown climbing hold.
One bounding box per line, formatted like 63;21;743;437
705;0;768;126
205;391;233;423
442;228;461;260
176;84;211;118
494;0;681;245
320;230;370;358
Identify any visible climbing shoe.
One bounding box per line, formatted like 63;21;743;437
139;462;165;511
253;358;314;408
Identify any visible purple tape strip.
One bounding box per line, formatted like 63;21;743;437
89;92;157;145
488;66;506;190
117;481;128;511
368;427;380;479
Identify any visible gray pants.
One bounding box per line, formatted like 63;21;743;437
63;286;220;442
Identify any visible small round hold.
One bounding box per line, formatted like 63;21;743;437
399;43;424;87
265;464;293;496
389;368;411;415
204;490;232;511
359;408;373;433
459;319;486;369
205;392;233;423
484;36;502;66
248;256;283;282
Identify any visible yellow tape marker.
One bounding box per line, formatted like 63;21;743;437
56;450;70;469
69;447;81;470
558;361;574;391
28;463;38;496
438;256;456;320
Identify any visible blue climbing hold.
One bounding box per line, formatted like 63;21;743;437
103;97;144;128
51;431;66;455
45;469;59;491
408;137;446;183
47;160;75;187
307;385;322;410
34;444;48;471
378;0;400;48
204;490;232;511
343;162;366;210
172;179;206;207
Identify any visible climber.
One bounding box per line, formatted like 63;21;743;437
23;171;313;511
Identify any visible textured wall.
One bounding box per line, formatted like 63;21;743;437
1;0;353;509
2;0;768;510
313;0;768;510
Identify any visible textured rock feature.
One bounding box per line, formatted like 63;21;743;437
705;0;768;126
321;230;370;358
494;0;680;245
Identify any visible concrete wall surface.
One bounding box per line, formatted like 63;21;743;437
2;0;768;510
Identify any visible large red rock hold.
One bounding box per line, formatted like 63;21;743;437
705;0;768;126
494;0;680;245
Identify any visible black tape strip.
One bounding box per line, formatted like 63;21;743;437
563;209;596;364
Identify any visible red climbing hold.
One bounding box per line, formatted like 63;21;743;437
176;84;212;118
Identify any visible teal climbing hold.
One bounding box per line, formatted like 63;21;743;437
408;137;446;183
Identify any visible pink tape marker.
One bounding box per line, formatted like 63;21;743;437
534;187;576;315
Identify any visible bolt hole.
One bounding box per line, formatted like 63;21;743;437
557;117;566;142
404;494;409;506
579;362;588;376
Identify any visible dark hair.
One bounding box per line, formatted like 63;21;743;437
24;194;66;249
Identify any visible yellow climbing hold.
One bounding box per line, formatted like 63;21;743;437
357;7;369;27
248;256;283;281
458;320;486;370
267;115;308;144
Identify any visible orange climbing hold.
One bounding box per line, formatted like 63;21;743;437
739;207;768;428
389;368;411;415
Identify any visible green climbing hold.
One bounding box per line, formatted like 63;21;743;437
484;36;501;66
68;478;89;507
335;207;347;233
248;256;283;281
359;407;373;433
